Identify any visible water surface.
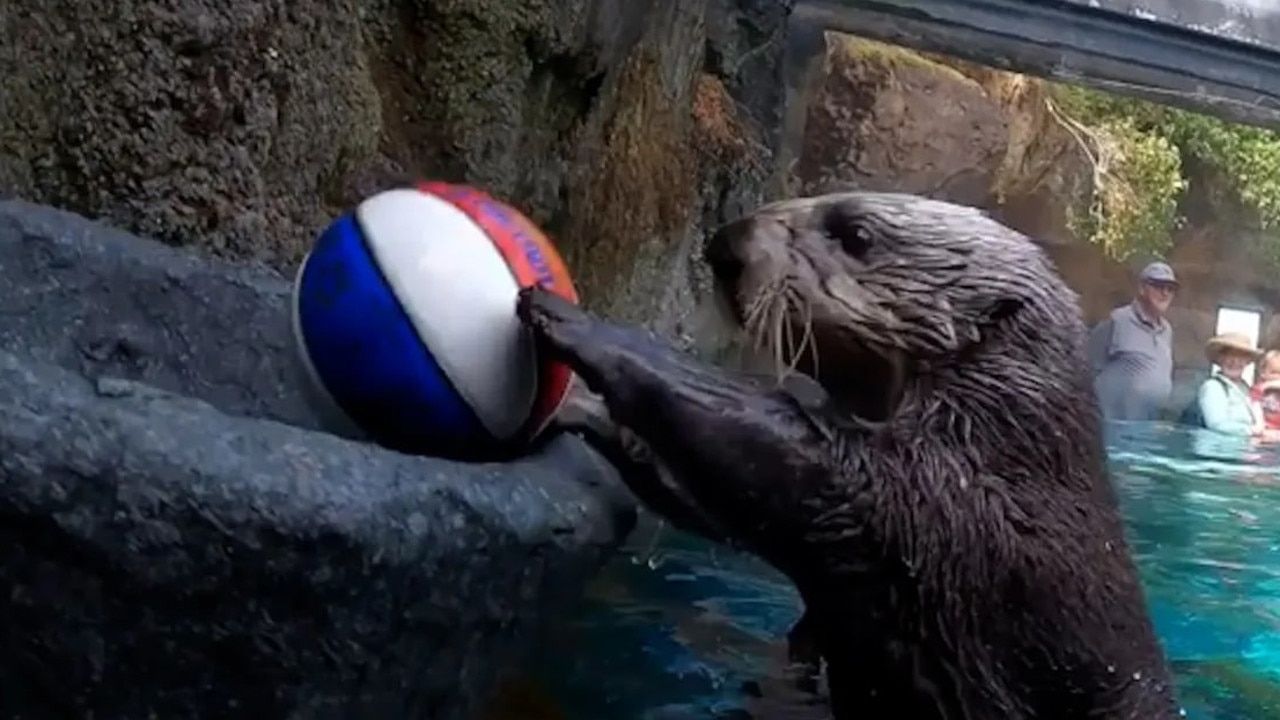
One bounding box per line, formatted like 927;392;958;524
535;422;1280;719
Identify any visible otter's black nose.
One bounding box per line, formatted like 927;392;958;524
705;218;750;287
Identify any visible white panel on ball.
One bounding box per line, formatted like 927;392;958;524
356;188;536;440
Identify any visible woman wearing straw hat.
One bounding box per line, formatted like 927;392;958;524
1194;332;1266;436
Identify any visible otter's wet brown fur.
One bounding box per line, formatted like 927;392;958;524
522;192;1180;719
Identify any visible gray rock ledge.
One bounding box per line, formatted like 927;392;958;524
0;199;342;431
0;202;637;719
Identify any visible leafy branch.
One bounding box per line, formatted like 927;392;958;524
1046;82;1280;264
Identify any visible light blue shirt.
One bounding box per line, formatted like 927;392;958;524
1197;373;1256;436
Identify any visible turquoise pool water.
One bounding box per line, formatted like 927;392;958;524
534;422;1280;719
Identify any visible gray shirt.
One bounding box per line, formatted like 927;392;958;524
1087;303;1174;421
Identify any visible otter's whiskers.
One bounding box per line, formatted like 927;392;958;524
743;283;781;355
783;285;819;380
742;282;784;373
743;281;821;384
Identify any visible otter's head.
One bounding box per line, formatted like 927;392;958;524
704;192;1083;423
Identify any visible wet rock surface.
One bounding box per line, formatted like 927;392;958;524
0;200;317;429
0;201;637;719
794;35;1008;203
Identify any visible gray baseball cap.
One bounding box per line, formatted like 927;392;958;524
1139;261;1177;285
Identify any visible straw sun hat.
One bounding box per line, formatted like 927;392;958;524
1205;332;1264;363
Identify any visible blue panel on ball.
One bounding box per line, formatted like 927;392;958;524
296;213;490;454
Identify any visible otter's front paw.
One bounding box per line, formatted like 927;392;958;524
517;286;595;355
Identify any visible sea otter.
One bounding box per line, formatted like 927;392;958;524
520;192;1180;719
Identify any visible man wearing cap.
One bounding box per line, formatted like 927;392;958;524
1087;261;1178;421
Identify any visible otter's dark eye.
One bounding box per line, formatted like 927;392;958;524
823;205;873;259
841;227;875;258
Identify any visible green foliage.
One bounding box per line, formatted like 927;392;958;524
1049;83;1280;262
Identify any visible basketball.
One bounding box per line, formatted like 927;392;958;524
291;181;578;460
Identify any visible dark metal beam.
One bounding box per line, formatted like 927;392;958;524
796;0;1280;130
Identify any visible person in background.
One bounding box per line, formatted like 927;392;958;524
1087;262;1178;421
1251;349;1280;431
1197;333;1264;436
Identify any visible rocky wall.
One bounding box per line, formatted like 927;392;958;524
0;200;637;719
794;35;1010;207
1;0;793;334
0;0;794;715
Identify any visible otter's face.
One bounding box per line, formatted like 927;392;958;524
704;192;1048;420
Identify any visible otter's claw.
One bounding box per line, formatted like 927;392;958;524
517;286;594;356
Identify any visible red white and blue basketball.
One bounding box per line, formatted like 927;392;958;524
291;181;579;459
